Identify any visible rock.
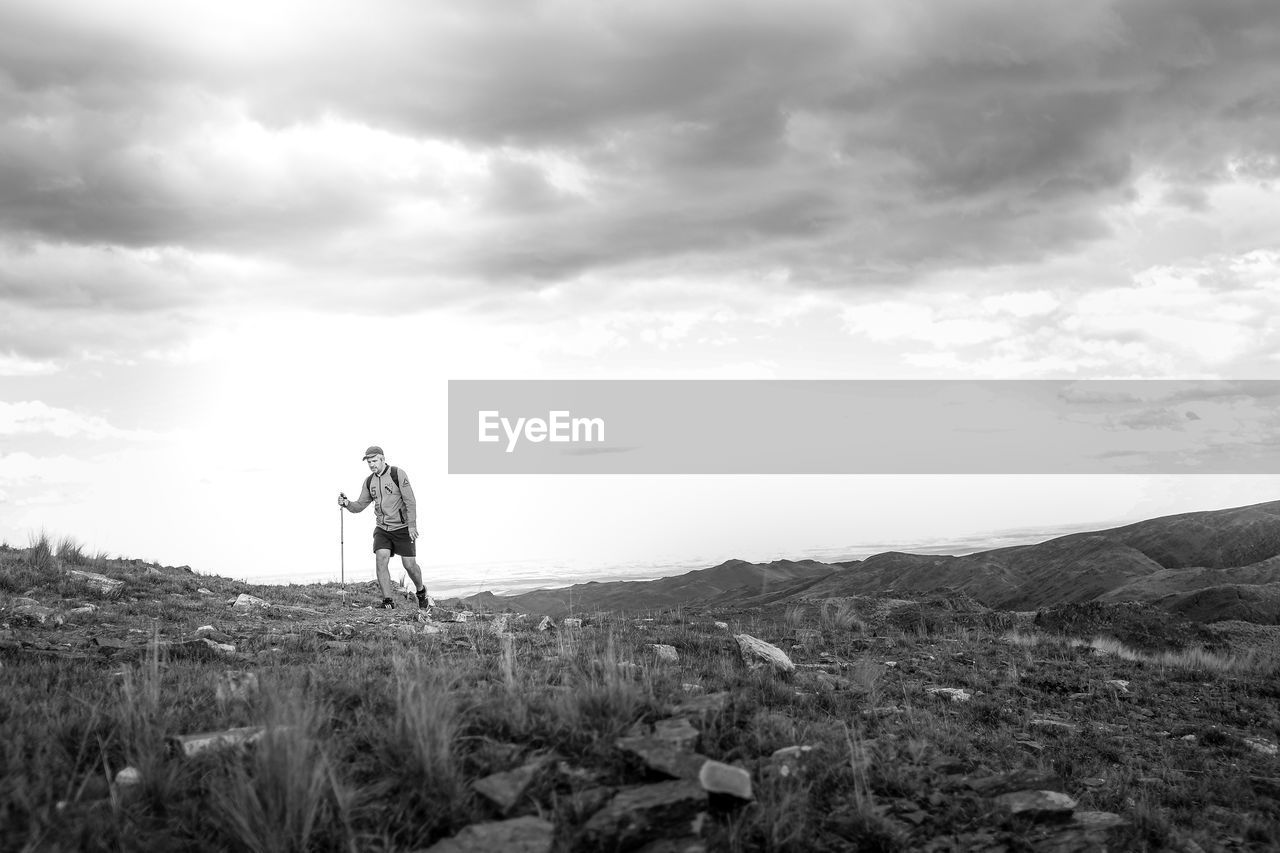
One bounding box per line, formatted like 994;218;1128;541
652;718;699;751
68;604;98;617
575;781;707;852
13;605;63;627
195;626;233;643
734;634;794;673
698;760;752;802
562;617;582;629
197;587;216;595
883;661;898;669
145;567;164;576
1244;737;1278;756
473;760;546;815
114;767;142;787
968;770;1066;796
537;616;554;631
1034;811;1129;851
649;644;679;664
770;745;816;778
1072;811;1126;830
680;683;702;694
422;816;554;853
1030;718;1080;733
927;687;971;703
169;726;267;757
564;785;616;820
1103;679;1130;693
67;570;126;597
995;790;1077;823
671;692;730;716
616;736;709;780
713;622;728;630
215;670;259;704
231;594;269;613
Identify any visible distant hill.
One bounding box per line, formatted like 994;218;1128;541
451;558;836;618
453;499;1280;622
780;500;1280;613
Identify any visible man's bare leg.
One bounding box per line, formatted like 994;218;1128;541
375;549;394;599
401;556;425;596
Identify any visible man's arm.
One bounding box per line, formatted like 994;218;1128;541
343;478;372;513
400;470;418;535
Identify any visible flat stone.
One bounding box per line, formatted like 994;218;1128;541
995;790;1077;823
770;745;816;778
473;761;545;815
537;616;553;631
169;726;266;757
562;617;582;628
1030;718;1080;733
927;687;971;703
231;593;269;612
968;770;1066;796
1243;737;1278;756
616;736;709;780
14;604;63;626
713;621;729;630
1103;679;1130;693
421;816;554;853
734;634;794;673
195;626;233;643
67;570;125;597
652;718;699;751
67;604;98;616
575;781;707;853
648;644;679;664
698;760;752;801
670;692;731;716
197;587;216;595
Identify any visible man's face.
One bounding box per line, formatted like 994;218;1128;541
365;454;384;472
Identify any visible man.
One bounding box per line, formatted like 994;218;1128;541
339;445;430;610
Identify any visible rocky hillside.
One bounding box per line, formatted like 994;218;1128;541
458;500;1280;623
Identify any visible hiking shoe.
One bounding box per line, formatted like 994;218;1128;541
378;597;396;610
416;588;429;609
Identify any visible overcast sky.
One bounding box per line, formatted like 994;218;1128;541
3;1;1279;594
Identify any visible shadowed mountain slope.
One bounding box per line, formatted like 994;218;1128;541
457;558;835;618
454;499;1280;620
783;501;1280;611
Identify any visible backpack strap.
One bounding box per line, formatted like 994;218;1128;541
389;467;405;523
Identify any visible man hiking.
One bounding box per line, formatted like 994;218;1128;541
339;446;430;610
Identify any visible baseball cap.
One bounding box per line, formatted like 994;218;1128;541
362;445;385;460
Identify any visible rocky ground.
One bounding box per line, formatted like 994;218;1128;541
2;547;1279;851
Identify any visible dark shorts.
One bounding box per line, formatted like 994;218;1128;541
372;526;416;557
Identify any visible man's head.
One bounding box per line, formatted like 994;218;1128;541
362;445;386;472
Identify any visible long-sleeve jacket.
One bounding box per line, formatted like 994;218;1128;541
345;465;417;531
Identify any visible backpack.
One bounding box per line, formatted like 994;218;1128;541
364;466;405;523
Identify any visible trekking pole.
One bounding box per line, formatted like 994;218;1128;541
339;495;346;606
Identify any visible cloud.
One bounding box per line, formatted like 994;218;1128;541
1;0;1279;368
0;401;158;440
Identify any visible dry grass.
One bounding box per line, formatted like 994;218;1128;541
1;542;1278;851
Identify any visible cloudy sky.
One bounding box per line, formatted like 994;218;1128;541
2;1;1279;594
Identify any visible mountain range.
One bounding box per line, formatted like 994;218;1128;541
452;500;1280;622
